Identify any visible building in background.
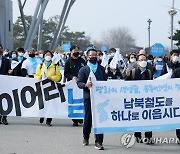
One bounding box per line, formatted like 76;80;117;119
0;0;13;50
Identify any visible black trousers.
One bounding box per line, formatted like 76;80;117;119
40;118;52;123
83;99;103;144
134;131;152;139
72;119;82;123
176;129;180;139
0;115;7;121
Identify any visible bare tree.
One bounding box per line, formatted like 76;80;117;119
101;27;136;54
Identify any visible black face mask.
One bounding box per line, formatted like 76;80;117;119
89;57;97;64
73;52;79;58
29;54;35;58
4;54;9;57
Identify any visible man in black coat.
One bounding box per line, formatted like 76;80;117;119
64;45;86;126
126;54;153;144
11;48;26;76
77;49;107;150
0;47;11;125
171;67;180;144
162;49;180;75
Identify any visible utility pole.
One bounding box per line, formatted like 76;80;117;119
168;0;177;51
147;19;152;53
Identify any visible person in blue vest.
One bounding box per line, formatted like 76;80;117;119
153;56;166;79
77;48;107;150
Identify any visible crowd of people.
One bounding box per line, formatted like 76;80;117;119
1;43;180;150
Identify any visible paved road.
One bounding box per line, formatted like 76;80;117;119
0;117;180;154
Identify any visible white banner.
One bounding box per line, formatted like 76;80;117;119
0;75;84;119
91;79;180;134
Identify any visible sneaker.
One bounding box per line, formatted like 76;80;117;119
177;138;180;145
73;122;78;126
78;119;83;124
39;118;44;124
83;139;89;146
95;142;104;150
46;122;52;127
2;118;8;125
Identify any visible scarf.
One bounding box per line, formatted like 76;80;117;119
28;57;37;73
87;61;98;73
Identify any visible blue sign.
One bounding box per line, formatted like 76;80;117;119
62;43;71;52
101;45;108;52
150;43;164;57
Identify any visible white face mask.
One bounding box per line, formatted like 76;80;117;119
130;58;136;63
157;58;162;62
139;61;147;68
147;60;153;63
39;54;43;58
12;54;17;58
172;56;179;62
35;55;39;58
18;52;24;57
45;56;52;61
111;53;115;57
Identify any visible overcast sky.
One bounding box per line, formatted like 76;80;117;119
12;0;180;48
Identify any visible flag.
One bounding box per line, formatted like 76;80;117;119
101;53;109;68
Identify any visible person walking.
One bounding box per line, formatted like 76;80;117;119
77;49;107;150
34;50;62;126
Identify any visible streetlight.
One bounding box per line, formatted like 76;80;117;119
168;0;177;51
147;19;152;52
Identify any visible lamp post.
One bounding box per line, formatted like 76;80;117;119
168;0;177;51
147;19;152;53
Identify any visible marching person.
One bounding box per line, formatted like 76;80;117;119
21;48;41;78
64;45;86;126
124;53;138;78
171;65;180;144
11;48;27;77
126;54;154;144
77;48;107;150
0;46;11;125
162;49;180;74
34;50;62;126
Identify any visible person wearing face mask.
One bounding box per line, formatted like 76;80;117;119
21;48;42;78
11;48;26;77
147;55;154;66
0;47;11;125
64;45;86;126
162;49;180;75
109;48;116;58
106;58;123;80
126;54;154;144
10;51;17;61
97;50;103;64
3;49;10;59
38;50;44;62
77;49;107;150
34;50;62;126
124;53;137;78
153;56;165;78
171;63;180;144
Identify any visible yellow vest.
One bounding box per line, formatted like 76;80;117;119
34;62;61;82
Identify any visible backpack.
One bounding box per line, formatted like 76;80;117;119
131;68;152;80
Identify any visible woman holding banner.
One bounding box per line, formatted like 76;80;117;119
34;50;62;126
